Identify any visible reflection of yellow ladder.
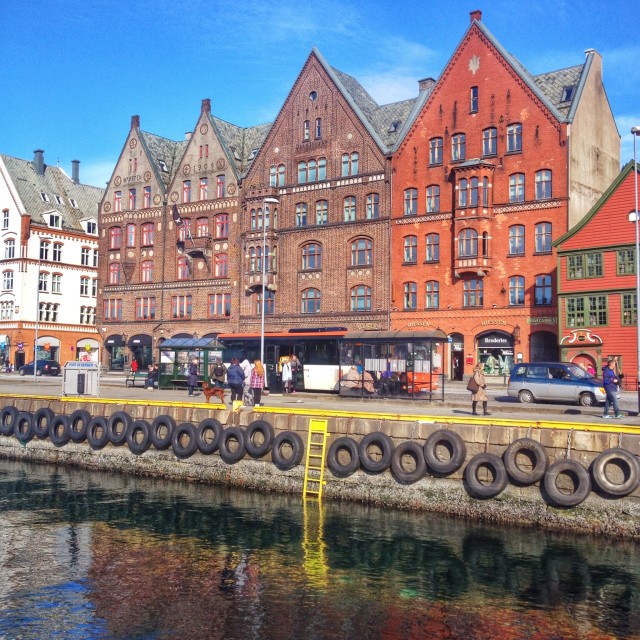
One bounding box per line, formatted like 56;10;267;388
303;498;328;587
303;418;329;499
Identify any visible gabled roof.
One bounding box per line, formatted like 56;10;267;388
0;153;103;231
138;131;188;191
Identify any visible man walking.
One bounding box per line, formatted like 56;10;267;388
602;357;622;419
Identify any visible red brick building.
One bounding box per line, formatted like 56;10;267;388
390;11;619;379
556;161;639;384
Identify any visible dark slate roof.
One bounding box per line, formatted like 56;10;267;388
139;131;188;190
372;98;421;148
0;153;103;230
533;65;585;118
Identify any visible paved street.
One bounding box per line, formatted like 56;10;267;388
0;370;638;426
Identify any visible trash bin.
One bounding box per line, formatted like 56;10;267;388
267;367;283;393
63;361;100;396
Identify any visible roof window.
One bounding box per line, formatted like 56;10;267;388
561;85;575;102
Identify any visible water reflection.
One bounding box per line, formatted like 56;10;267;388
0;459;638;639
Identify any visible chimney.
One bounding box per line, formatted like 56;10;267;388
33;149;45;176
131;114;140;129
201;98;211;114
470;9;482;23
185;132;192;140
418;77;436;93
71;160;80;184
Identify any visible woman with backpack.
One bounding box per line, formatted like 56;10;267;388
226;357;244;404
210;358;227;388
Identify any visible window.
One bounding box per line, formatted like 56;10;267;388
342;152;359;177
256;290;275;316
403;282;417;310
178;219;191;241
425;281;439;309
463;279;483;307
81;247;90;266
143;186;151;208
317;158;327;181
459;179;468;207
92;249;98;267
316;200;328;226
507;123;522;153
458;229;478;257
92;278;97;296
470;86;478;113
404;188;418;216
216;175;225;199
214;214;228;239
2;270;13;291
535;170;552;200
566;295;607;327
534;222;552;254
214;253;228;278
509;225;525;255
177;257;190;280
51;242;61;262
343;196;356;222
2;210;8;229
482;128;497;156
429;138;443;165
52;274;61;294
199;177;208;200
135;297;156;320
103;298;122;321
209;293;231;317
426;185;440;213
108;263;121;285
315;118;322;139
4;239;14;259
114;191;122;212
509;275;525;305
482;177;489;206
618;249;636;275
351;238;372;266
534;274;552;305
350;285;371;312
87;220;98;235
39;240;50;261
196;218;209;238
366;193;379;219
469;177;479;207
269;166;277;187
109;227;122;250
425;234;440;262
298;158;326;184
38;272;48;292
141;260;154;283
509;173;525;203
182;180;191;203
128;188;137;210
561;85;575;102
452;133;466;161
126;223;136;247
172;295;192;319
80;276;90;296
404;235;417;263
301;288;321;313
622;293;637;326
303;120;310;141
296;203;308;227
302;243;322;270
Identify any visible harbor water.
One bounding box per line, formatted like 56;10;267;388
0;458;639;640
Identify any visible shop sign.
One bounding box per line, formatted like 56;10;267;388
478;333;513;348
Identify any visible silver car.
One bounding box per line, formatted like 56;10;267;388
507;362;606;406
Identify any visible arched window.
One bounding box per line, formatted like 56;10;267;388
316;200;328;225
425;281;439;309
535;274;553;305
509;275;525;306
214;253;228;278
302;243;322;270
459;179;468;207
403;235;417;263
199;177;208;200
196;218;209;237
308;159;317;182
2;270;13;291
126;223;136;247
535;170;552;200
141;223;154;246
4;239;14;259
469;177;479;207
109;227;122;250
509;173;525;202
114;191;122;212
298;161;307;184
342;152;359;177
178;219;191;241
128;188;137;210
458;229;478;257
429;137;443;165
108;263;121;285
315;118;322;139
452;133;466;161
535;222;552;253
296;203;308;227
278;164;285;186
303;119;310;141
177;257;190;280
426;185;440;213
404;188;418;216
301;288;321;313
350;285;371;312
214;214;228;238
343;196;356;222
463;279;483;307
507;123;523;152
482;127;497;156
403;282;417;310
351;238;372;266
141;260;154;283
318;158;326;181
366;193;379;219
425;234;440;262
182;181;191;203
509;225;525;255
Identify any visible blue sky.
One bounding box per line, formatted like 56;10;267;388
1;0;637;188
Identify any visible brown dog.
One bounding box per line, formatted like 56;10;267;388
202;381;225;404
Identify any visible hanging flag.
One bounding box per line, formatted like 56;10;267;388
172;204;183;226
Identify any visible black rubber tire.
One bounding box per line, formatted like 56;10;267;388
107;411;132;446
0;406;18;436
464;453;508;499
218;427;246;464
358;432;394;473
150;414;176;450
68;409;91;443
196;418;223;454
172;422;198;459
245;420;275;458
543;459;591;507
33;408;55;439
503;438;549;485
86;416;110;450
13;411;34;443
327;436;360;477
423;430;466;475
390;441;427;484
591;448;640;497
271;431;304;471
49;415;71;447
126;419;151;456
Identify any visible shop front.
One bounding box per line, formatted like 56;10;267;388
128;334;152;370
476;331;514;377
105;334;126;371
76;338;100;363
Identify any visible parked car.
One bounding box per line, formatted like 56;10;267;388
507;362;606;406
19;360;61;376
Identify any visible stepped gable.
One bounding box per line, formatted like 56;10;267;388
0;152;103;230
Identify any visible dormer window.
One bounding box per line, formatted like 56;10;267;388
388;120;401;133
86;220;97;235
157;159;168;172
49;214;61;228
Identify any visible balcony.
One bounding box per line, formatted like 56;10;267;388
177;235;212;259
454;256;491;278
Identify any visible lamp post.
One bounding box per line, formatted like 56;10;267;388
33;237;52;383
261;197;279;365
632;126;640;412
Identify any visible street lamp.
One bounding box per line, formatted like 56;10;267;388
632;126;640;412
261;197;279;365
34;237;52;382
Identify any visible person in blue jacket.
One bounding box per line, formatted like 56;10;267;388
602;357;622;419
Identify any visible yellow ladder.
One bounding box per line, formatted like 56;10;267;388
303;418;329;499
302;498;328;586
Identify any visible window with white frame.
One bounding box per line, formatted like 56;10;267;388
343;196;356;222
81;247;90;266
4;239;14;259
2;270;13;291
80;277;90;296
366;193;379;219
52;274;61;294
535;170;552;200
507;123;522;152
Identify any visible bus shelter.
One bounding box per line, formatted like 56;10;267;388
338;330;447;401
158;337;224;390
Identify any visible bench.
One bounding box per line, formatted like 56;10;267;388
125;372;148;388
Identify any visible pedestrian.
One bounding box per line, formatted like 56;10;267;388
289;354;300;393
250;359;265;407
187;358;199;396
131;359;138;374
145;364;157;390
281;357;292;393
586;363;596;377
602;357;622;418
210;358;227;388
468;361;490;416
227;357;244;404
239;354;252;400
